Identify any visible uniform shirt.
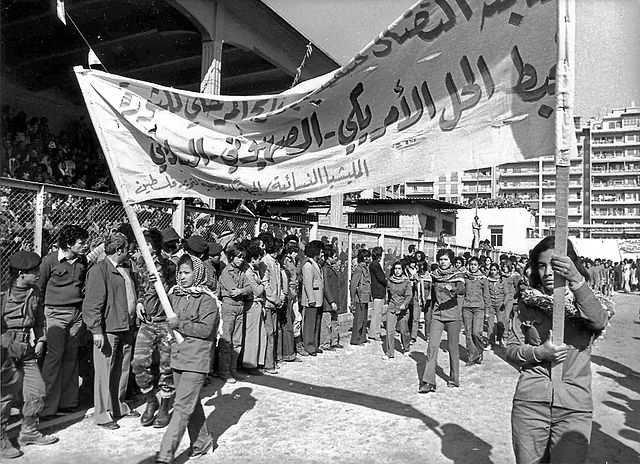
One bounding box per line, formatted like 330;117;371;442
218;263;250;305
39;249;87;309
506;284;608;411
1;285;46;343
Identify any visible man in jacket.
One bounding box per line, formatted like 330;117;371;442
350;248;372;346
261;237;285;373
320;246;342;350
82;233;139;430
369;246;386;342
301;240;324;356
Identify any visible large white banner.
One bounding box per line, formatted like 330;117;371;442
76;0;558;204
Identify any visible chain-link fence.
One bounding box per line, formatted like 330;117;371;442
1;177;504;304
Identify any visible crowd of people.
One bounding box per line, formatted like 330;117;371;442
0;219;620;463
1;106;113;192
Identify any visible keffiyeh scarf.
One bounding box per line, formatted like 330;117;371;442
169;255;214;298
431;266;465;284
520;285;615;321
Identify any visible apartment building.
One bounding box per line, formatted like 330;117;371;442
400;107;640;239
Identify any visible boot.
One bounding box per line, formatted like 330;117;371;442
140;391;159;427
1;425;22;459
295;336;308;356
17;416;58;446
153;398;171;428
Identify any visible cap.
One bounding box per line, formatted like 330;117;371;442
9;250;41;271
161;227;181;244
186;235;208;254
208;242;223;256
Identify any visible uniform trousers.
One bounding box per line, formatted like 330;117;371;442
241;302;265;369
462;307;484;363
302;306;322;354
263;306;278;369
92;329;133;424
219;303;244;375
350;302;368;345
279;298;296;360
131;321;174;396
385;308;410;357
41;306;83;415
422;318;461;386
369;298;384;339
511;400;592;464
319;310;339;347
0;336;45;422
157;370;209;462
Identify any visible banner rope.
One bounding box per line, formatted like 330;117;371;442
290;42;313;88
65;12;109;72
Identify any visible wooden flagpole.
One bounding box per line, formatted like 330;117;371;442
73;67;184;344
552;0;575;378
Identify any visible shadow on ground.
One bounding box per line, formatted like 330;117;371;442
242;373;495;463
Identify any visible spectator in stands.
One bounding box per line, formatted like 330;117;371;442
82;233;139;430
39;224;89;418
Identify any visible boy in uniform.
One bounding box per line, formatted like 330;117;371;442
1;251;58;459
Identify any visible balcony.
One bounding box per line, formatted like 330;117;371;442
592;170;640;176
499;171;539;177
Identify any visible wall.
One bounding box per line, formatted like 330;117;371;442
455;208;536;255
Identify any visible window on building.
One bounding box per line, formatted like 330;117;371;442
347;212;400;229
623;118;640;127
425;215;436;231
442;219;454;235
490;226;503;247
284;213;318;223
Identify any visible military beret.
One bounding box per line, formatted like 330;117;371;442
161;227;181;244
186;235;208;254
208;242;223;256
9;250;41;271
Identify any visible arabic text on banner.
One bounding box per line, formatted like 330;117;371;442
76;0;559;203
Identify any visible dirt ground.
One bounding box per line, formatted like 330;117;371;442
8;293;640;464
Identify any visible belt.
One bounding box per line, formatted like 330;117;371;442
145;316;167;323
2;328;31;343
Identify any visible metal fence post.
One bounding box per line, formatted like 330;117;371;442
33;186;45;254
172;199;185;236
347;231;353;309
255;217;261;236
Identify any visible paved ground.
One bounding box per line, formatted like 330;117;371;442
7;293;640;463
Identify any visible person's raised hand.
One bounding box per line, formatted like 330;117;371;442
535;330;568;364
551;255;583;287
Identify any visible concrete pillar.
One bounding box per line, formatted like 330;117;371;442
330;194;344;227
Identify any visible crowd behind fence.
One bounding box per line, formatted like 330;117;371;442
0;178;501;311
